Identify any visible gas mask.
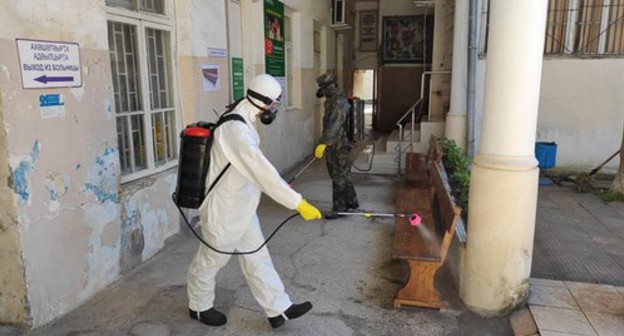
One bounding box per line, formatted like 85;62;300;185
315;73;337;98
247;89;282;125
315;83;334;98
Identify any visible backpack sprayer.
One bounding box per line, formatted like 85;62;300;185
171;102;300;255
172;111;421;255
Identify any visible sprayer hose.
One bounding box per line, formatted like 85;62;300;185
172;193;299;255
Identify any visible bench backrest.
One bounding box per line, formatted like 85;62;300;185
428;159;461;262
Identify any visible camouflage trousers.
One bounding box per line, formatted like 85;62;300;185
326;143;358;212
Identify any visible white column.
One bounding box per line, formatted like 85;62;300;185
460;0;548;315
444;0;469;150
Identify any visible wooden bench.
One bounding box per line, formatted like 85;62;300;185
392;146;462;310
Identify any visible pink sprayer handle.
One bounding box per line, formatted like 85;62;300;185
409;213;421;227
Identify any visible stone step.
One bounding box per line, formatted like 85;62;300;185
386;129;422;152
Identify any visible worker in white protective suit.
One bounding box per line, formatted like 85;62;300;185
187;73;322;329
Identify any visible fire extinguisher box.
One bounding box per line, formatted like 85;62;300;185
535;142;557;169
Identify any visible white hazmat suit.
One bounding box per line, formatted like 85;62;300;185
187;98;302;317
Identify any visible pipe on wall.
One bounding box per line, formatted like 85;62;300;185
467;0;479;158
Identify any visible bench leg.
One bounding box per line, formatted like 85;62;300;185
393;261;446;310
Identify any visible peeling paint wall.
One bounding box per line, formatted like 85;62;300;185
0;0;335;328
119;172;178;272
0;0;178;327
0;73;29;327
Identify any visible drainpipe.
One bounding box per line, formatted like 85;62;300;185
467;0;479;158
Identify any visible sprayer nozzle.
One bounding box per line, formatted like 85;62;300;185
409;214;422;227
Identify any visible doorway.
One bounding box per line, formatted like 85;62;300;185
352;69;375;133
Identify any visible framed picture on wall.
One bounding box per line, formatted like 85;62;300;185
382;15;434;63
359;11;378;51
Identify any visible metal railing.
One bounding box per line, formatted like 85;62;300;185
395;71;451;175
396;98;425;175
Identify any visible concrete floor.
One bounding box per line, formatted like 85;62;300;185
3;158;512;336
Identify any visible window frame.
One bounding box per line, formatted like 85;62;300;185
107;1;181;184
478;0;624;58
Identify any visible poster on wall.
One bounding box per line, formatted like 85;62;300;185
202;64;220;92
264;0;285;77
231;57;244;100
382;15;434;64
360;11;378;52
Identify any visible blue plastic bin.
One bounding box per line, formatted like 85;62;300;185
535;142;557;169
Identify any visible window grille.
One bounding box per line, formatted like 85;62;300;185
107;1;178;181
481;0;624;56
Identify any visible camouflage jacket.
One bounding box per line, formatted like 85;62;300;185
320;91;351;147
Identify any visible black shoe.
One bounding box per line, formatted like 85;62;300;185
189;308;227;326
324;212;344;220
348;201;359;210
267;302;313;329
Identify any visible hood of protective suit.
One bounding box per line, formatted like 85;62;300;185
235;100;260;125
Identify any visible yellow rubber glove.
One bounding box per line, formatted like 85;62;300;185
314;144;327;159
296;199;322;221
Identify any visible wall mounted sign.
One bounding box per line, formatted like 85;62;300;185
17;39;82;89
208;48;228;58
382;16;434;64
202;64;220;92
231;57;244;100
264;0;285;77
39;94;65;118
360;11;378;52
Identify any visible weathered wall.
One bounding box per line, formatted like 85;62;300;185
475;58;624;173
0;0;337;328
0;77;28;326
0;0;179;327
0;1;120;326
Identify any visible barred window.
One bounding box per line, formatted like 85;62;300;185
107;1;178;182
481;0;624;56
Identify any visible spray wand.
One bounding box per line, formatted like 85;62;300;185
331;211;422;227
287;157;317;186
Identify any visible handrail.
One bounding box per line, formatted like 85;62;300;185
396;99;425;175
395;70;452;175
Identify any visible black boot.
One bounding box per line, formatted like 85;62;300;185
189;307;227;326
267;302;313;329
348;200;359;210
324;212;344;220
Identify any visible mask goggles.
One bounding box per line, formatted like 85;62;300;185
247;89;283;125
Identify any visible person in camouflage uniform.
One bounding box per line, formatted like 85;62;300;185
314;73;359;219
